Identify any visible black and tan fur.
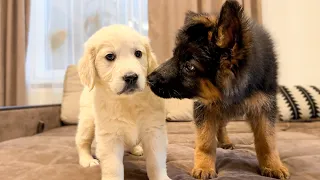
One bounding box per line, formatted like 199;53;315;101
147;1;289;179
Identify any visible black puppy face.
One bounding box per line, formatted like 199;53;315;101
148;1;249;102
147;35;221;100
147;54;199;99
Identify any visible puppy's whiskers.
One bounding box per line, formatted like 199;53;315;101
194;104;202;111
147;81;155;86
172;89;182;99
159;88;165;96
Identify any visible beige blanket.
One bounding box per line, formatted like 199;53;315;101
0;121;319;180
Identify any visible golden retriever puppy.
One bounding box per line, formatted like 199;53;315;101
76;86;143;168
75;25;170;180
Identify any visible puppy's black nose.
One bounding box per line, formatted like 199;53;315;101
123;72;138;84
147;72;166;86
147;74;155;85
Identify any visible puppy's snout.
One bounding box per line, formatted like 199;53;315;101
147;74;156;85
147;72;166;86
123;72;138;84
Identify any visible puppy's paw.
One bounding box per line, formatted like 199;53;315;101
192;167;217;179
261;164;290;180
79;157;100;167
217;142;235;150
130;145;144;156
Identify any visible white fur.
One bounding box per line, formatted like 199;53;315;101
75;25;170;180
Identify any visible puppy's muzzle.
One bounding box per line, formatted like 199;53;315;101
147;71;168;88
123;72;138;85
118;72;139;95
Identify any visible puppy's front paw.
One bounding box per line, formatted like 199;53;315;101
217;142;235;150
130;145;144;156
79;157;100;167
192;167;217;179
261;164;290;180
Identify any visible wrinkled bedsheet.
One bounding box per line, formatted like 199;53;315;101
0;121;320;180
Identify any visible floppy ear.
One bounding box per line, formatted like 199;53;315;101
143;37;159;75
216;0;244;48
78;45;96;91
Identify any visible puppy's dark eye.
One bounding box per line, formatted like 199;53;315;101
135;50;142;58
105;53;116;61
185;62;196;73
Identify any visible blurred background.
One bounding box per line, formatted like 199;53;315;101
0;0;319;107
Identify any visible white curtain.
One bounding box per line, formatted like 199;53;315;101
26;0;148;105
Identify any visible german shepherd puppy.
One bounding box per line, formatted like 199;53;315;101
147;1;289;179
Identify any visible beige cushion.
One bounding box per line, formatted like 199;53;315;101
60;65;83;124
60;65;194;124
165;99;193;122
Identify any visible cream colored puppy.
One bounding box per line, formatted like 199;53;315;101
75;25;170;180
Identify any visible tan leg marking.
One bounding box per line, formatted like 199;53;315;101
249;114;290;179
192;116;218;179
217;123;234;150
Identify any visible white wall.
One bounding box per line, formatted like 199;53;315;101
262;0;320;86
